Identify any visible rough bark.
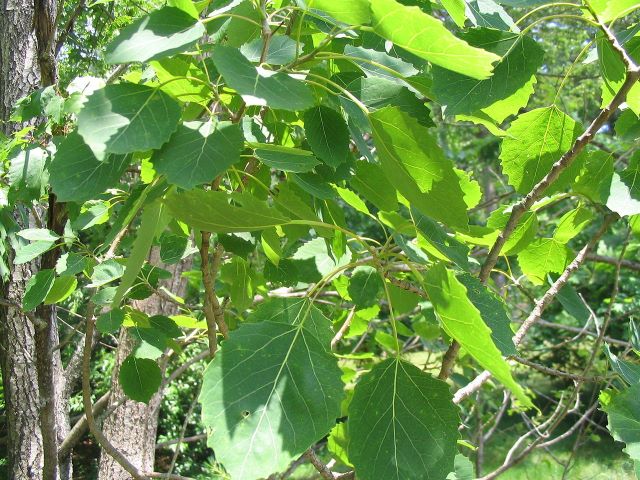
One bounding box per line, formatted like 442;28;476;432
99;248;192;479
1;1;44;479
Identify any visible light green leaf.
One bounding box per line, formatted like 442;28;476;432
348;358;460;480
447;454;476;480
44;275;77;305
105;6;205;63
349;160;397;212
112;201;164;307
119;355;162;403
14;240;55;265
17;229;60;242
370;0;500;79
517;238;571;285
424;264;531;407
456;273;516;356
77;83;181;160
23;269;56;311
90;259;125;287
211;45;314;111
304;106;350;168
370;106;469;229
440;0;467;27
153;120;244;190
432;29;544;123
199;320;343;480
335;186;370;215
553;207;594;242
151;56;211;104
306;0;371;24
597;28;640;116
49;132;131;202
486;207;538;255
590;0;640;22
165;190;291;233
348;266;383;308
7;147;48;203
499;106;582;194
253;144;321;172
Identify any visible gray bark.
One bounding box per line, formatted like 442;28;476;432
99;249;192;479
1;1;67;478
0;2;44;479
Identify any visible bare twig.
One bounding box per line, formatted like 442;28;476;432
331;307;356;349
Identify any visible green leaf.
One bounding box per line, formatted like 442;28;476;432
253;144;321;172
343;45;418;83
553;207;593;242
456;273;516;356
220;257;253;311
440;0;467;27
370;106;469;229
240;35;300;64
112;201;164;307
7;147;48;203
89;259;125;287
14;240;55;265
348;266;383;308
105;6;205;64
199;320;343;480
96;308;126;334
211;45;314;111
424;264;531;407
604;345;640;385
119;355;162;403
600;384;640;469
590;0;640;22
151;56;211;105
159;233;188;264
49;132;131;202
431;29;544;123
347;358;459;480
306;0;371;24
486;207;538;255
370;0;500;79
349;160;398;212
499;106;582;194
447;454;475;480
413;211;470;270
304;106;350;168
44;275;77;305
248;297;334;347
17;229;60;242
597;28;640;116
77;83;181;160
153;120;244;190
23;269;56;311
55;252;87;276
466;0;517;31
165;190;291;233
517;238;571;285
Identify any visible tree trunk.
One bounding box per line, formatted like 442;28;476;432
1;1;67;478
99;249;192;479
1;2;45;479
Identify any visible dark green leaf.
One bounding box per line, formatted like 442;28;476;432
23;269;56;311
49;132;131;202
348;358;459;480
153;120;244;189
199;320;343;479
413;211;470;270
348;266;383;308
97;309;126;334
105;7;205;64
77;83;181;160
253;144;321;172
212;45;314;111
303;106;350;168
119;356;163;403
